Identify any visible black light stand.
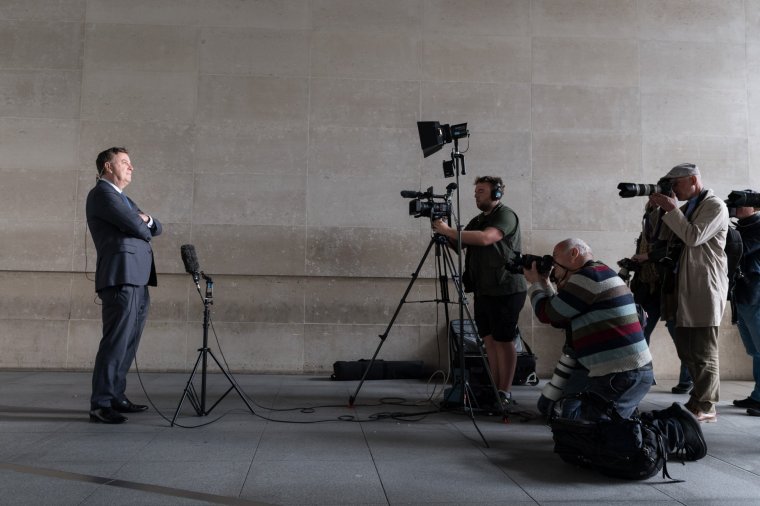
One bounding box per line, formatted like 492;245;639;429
171;272;255;426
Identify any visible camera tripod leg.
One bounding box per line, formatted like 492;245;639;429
440;246;510;424
462;379;489;447
348;237;438;407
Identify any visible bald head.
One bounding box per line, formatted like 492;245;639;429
553;238;593;271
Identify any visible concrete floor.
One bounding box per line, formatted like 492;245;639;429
1;370;759;505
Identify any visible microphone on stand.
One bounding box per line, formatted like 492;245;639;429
180;244;201;285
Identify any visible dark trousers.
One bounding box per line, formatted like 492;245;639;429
91;284;150;409
641;298;692;385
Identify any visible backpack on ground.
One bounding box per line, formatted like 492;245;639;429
549;393;672;481
449;320;538;386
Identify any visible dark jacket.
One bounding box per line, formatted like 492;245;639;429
734;212;760;305
463;203;526;296
86;180;162;291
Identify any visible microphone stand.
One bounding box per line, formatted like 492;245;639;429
171;271;255;425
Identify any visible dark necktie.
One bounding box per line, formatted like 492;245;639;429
121;193;132;209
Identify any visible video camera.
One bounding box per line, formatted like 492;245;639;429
617;178;674;198
401;185;454;220
505;252;554;275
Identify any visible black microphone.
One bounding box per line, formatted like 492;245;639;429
180;244;200;284
400;190;423;198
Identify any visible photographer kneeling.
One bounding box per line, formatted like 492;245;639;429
524;238;706;468
524;238;653;419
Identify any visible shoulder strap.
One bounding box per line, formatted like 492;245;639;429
686;189;711;222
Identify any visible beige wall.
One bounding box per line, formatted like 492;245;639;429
0;0;756;380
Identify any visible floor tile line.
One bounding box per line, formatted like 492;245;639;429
0;461;271;506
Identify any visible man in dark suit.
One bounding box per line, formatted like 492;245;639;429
86;147;162;424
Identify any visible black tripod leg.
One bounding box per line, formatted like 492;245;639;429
201;350;256;416
348;237;437;406
171;349;206;425
462;378;489;448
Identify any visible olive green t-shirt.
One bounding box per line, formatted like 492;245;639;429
463;203;527;296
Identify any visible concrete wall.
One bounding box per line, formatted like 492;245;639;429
0;0;756;380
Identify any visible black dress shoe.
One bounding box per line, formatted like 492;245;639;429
733;397;760;409
89;407;128;424
111;399;149;413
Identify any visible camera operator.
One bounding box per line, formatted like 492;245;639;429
729;197;760;416
648;163;729;423
524;238;653;420
628;202;693;394
432;176;527;407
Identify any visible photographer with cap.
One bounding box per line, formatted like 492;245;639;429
432;176;527;407
649;163;729;423
729;195;760;416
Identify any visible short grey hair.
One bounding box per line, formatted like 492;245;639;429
560;238;592;257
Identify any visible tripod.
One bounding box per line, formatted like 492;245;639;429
171;274;255;426
347;230;507;441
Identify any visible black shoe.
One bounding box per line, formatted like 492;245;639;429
671;382;693;394
653;402;707;461
733;397;760;410
747;408;760;417
89;407;128;424
111;399;149;413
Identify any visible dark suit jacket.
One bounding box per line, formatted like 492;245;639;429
86;179;162;292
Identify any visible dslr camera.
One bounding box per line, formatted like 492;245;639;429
725;190;760;209
401;186;452;221
506;252;554;275
616;257;640;282
617;178;673;198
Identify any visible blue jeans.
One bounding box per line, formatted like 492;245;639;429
566;363;654;420
736;303;760;401
641;299;691;385
559;362;589;418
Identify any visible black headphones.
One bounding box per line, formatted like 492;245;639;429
492;182;503;200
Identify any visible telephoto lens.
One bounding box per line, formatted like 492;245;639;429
536;352;579;415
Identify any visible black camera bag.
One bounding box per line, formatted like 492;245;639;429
449;320;538;386
330;359;425;381
550;394;671;481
